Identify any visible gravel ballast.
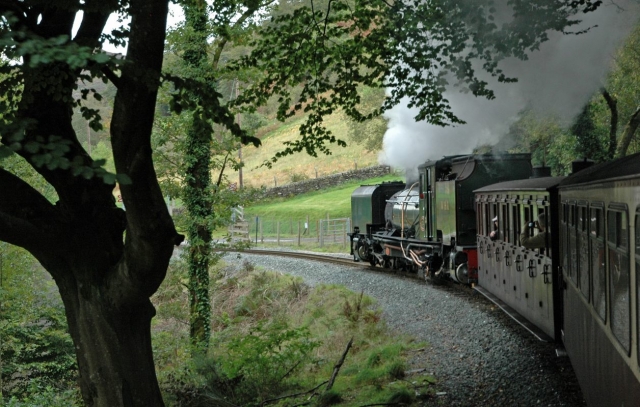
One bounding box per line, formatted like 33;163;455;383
222;251;586;407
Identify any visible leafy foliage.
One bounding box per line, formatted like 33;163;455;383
571;102;609;162
0;243;79;402
214;323;320;404
229;0;604;165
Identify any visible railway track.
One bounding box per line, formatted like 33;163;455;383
233;248;473;297
239;249;368;269
231;249;542;333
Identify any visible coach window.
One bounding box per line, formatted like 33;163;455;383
485;202;491;237
501;203;509;243
578;205;590;300
636;210;640;367
490;203;498;238
569;204;578;285
561;203;570;282
590;206;606;321
477;202;483;236
607;207;630;353
511;203;520;244
520;204;535;247
540;206;551;257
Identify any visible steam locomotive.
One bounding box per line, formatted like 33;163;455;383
348;153;533;283
348;152;640;406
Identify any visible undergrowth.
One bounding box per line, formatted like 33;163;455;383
153;257;433;406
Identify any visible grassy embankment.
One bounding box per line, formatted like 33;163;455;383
154;258;434;406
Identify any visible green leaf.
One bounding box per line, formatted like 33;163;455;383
102;173;117;185
0;146;14;158
24;141;40;154
116;173;132;185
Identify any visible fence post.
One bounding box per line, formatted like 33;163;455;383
255;216;259;244
260;219;264;243
317;220;320;243
277;221;280;245
298;221;301;246
344;218;350;247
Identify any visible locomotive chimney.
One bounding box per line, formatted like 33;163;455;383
530;166;551;178
571;158;595;174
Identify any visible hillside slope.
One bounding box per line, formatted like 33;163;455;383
237;114;382;189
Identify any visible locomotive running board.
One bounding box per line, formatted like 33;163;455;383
473;286;553;343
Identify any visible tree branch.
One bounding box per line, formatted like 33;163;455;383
73;3;111;48
262;380;329;405
101;65;122;88
0;0;26;20
615;105;640;159
108;0;181;300
326;337;353;391
36;5;76;38
601;88;618;160
212;0;276;70
0;211;46;251
0;168;57;250
215;153;230;188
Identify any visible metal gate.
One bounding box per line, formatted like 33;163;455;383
319;218;351;247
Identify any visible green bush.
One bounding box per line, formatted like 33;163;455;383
3;385;81;407
290;172;310;183
317;389;342;406
215;322;321;404
0;245;78;400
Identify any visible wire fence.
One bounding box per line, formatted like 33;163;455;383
230;216;352;248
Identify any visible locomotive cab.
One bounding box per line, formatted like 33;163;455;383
417;153;533;283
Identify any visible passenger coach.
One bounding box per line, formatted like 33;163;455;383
474;170;564;341
475;154;640;406
558;154;640;406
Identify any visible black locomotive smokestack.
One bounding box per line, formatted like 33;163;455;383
530;166;552;178
571;158;595;174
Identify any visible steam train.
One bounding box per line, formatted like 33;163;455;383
348;152;640;406
348;153;533;283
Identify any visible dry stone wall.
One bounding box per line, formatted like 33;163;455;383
263;165;401;198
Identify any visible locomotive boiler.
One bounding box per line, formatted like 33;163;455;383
348;153;533;283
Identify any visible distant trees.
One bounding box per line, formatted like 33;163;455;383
573;22;640;161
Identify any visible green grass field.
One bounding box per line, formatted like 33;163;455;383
243;173;404;221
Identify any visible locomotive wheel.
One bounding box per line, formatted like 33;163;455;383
456;263;469;285
355;244;369;262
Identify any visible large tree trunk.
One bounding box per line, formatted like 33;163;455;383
57;272;164;406
0;0;176;405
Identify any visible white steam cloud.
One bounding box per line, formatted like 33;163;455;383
379;1;640;180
